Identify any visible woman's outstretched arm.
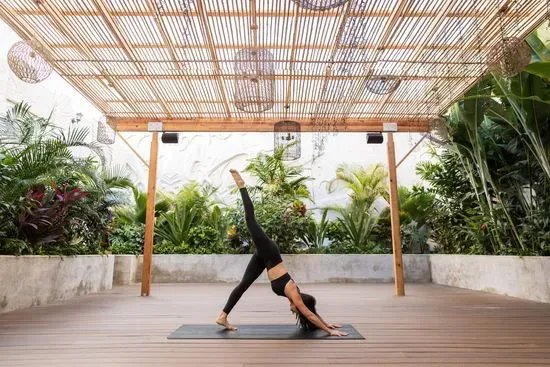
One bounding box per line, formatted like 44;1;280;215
286;284;348;337
315;313;343;329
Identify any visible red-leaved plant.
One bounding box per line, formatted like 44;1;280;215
18;184;90;245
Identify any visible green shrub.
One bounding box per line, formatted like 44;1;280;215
188;225;219;248
109;223;145;255
230;195;311;254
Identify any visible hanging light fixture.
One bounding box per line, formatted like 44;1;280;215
97;116;116;145
274;120;301;160
291;0;350;11
234;49;275;113
364;75;401;95
486;37;532;77
428;117;450;147
7;41;52;84
485;6;532;77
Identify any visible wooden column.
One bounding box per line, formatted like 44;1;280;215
141;132;159;297
387;132;405;296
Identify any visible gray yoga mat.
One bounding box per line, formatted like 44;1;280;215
167;324;364;340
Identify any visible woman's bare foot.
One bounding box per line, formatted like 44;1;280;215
216;314;238;330
230;169;246;189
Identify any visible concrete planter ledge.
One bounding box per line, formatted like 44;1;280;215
0;255;114;314
2;253;549;314
430;255;550;303
114;254;431;285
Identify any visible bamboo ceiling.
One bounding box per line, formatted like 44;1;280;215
0;0;547;132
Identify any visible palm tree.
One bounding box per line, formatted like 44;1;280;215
115;186;172;225
327;163;388;214
244;146;311;200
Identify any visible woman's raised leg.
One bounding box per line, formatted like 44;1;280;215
230;169;272;250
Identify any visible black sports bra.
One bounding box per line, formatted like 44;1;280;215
270;273;292;297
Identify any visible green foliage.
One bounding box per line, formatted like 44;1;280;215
300;209;330;249
325;220;348;246
323;163;394;253
230;195;310;254
335;209;378;249
114;186;172;226
140;182;232;254
109;223;145;255
525;62;550;79
328;163;387;213
188;225;219;248
155;198;202;246
314;240;388;254
0;102;132;256
419;71;550;256
244;146;311;200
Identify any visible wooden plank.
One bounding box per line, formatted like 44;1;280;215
112;118;430;133
387;132;405;296
15;9;528;18
1;284;550;366
140;132;159;297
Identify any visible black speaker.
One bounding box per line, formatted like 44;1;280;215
366;132;383;144
161;132;179;144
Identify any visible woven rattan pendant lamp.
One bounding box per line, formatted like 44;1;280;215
234;49;275;113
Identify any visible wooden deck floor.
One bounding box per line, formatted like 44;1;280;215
1;283;549;367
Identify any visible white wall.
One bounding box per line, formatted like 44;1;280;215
1;19;433;208
118;130;433;209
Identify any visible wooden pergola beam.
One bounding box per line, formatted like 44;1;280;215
71;74;481;81
47;42;504;51
111;118;430;133
15;9;536;18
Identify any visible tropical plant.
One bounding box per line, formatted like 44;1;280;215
327;163;388;214
153;182;230;250
335;208;379;248
322;164;388;252
114;186;172;226
0;102;132;255
418;70;550;256
230;194;311;254
154;197;203;247
373;185;435;253
300;208;330;249
108;223;145;255
244;146;311;200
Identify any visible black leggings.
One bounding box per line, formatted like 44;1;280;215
222;188;282;314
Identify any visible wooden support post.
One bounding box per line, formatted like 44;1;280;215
387;132;405;296
141;132;159;297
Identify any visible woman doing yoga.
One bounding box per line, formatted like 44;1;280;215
216;169;348;337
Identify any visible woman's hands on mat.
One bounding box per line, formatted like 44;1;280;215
328;329;348;337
